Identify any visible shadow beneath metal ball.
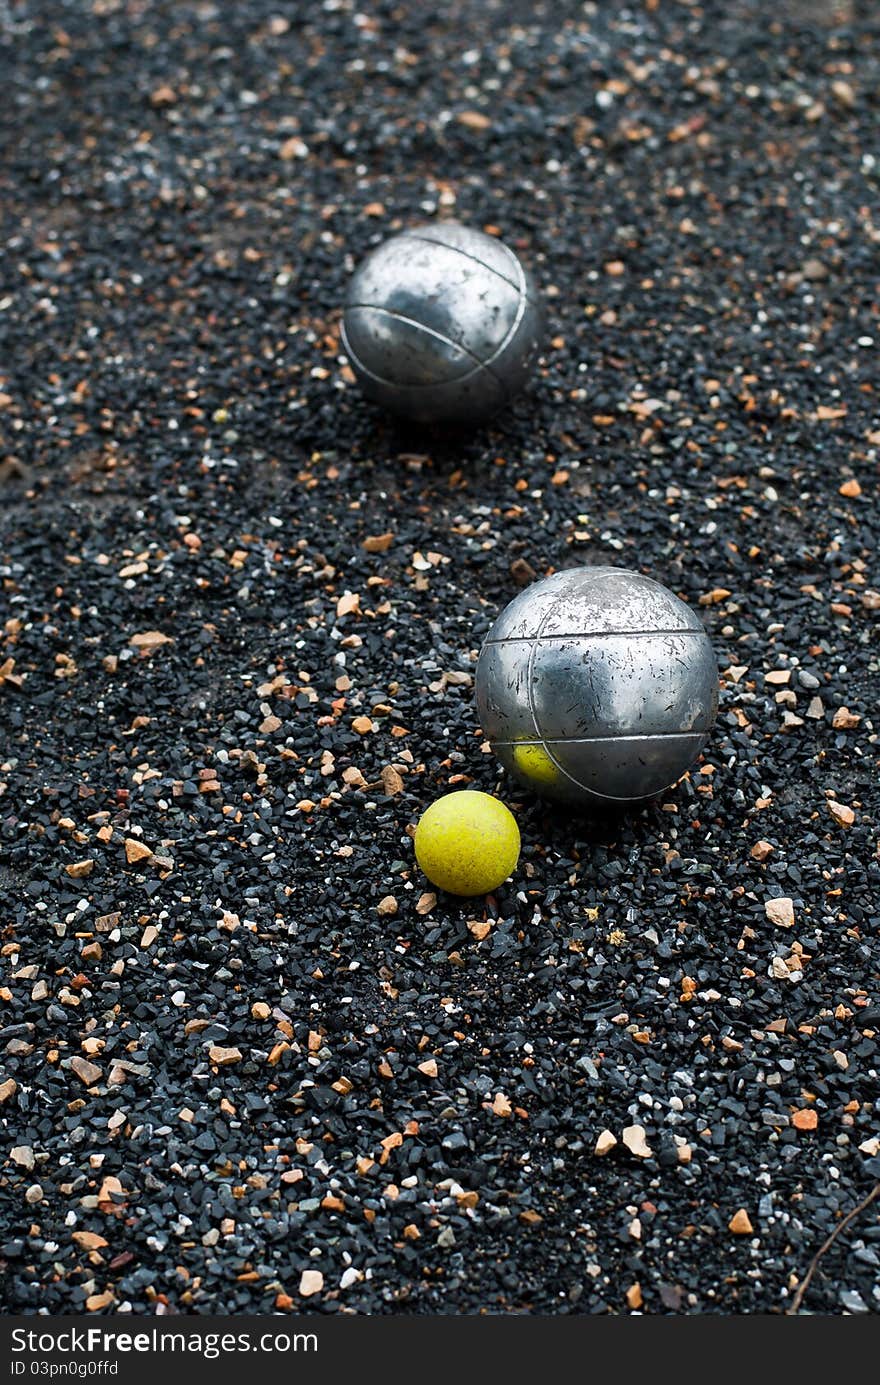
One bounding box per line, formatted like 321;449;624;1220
512;791;668;850
361;401;539;475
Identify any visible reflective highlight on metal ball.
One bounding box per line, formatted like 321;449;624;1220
341;222;544;425
474;567;719;807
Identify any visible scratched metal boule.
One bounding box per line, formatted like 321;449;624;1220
475;566;719;806
341;221;544;425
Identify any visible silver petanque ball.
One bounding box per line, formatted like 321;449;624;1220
475;566;718;808
341;221;544;425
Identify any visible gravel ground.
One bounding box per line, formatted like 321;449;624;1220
1;0;879;1316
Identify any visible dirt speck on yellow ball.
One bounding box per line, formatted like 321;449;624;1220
413;790;520;897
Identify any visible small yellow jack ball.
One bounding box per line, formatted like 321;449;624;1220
413;790;520;897
512;742;559;788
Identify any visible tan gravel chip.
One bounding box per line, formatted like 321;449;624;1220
729;1208;754;1235
827;800;855;827
299;1269;324;1297
621;1125;653;1158
595;1129;618;1156
765;897;795;928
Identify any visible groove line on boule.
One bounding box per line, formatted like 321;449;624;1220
519;594;602;799
342;304;512;394
397;231;523;292
484;628;707;644
492;731;708;746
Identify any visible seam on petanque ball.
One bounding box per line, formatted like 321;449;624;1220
483;628;708;644
397;231;524;293
342;306;514;395
492;731;710;746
